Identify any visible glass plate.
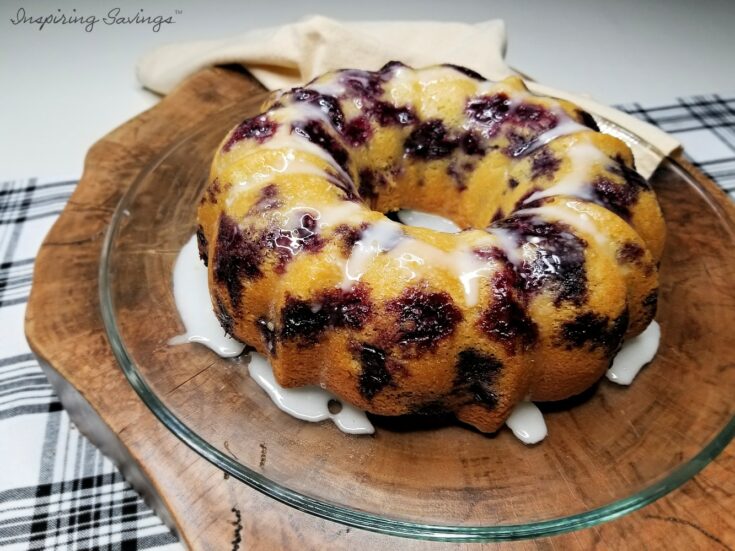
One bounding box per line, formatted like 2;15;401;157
100;96;735;541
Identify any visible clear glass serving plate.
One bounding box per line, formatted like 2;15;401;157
100;96;735;541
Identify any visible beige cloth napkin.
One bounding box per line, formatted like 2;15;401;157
137;15;679;175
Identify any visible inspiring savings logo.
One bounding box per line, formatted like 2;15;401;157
8;7;180;32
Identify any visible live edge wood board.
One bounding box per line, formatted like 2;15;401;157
25;66;735;550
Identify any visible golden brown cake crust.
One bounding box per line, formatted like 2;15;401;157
196;63;665;433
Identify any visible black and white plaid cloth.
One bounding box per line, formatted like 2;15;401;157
1;93;733;550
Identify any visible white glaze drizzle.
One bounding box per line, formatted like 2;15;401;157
307;80;347;98
523;141;609;205
524;114;589;155
387;66;417;103
314;201;363;229
387;238;496;308
262;122;352;184
606;320;661;385
337;209;499;307
453;250;496;308
517;201;609;247
224;102;356;208
225;142;351;210
248;352;374;434
168;235;245;357
268;201;364;235
342;220;404;289
486;226;525;266
505;401;547;445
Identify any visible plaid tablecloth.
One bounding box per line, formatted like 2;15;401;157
1;94;733;550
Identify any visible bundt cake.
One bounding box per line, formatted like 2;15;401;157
196;62;665;433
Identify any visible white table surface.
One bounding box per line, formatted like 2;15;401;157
1;0;734;180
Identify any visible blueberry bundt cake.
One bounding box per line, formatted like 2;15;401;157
196;63;665;433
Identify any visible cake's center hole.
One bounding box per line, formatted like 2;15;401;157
327;399;343;414
386;209;462;234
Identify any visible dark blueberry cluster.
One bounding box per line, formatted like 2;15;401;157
213;211;331;304
466;94;559;157
386;286;463;349
370;101;416;126
617;241;645;264
530;147;561;180
466;93;513;128
342;115;373;147
459;131;485;156
404;120;459;160
279;299;329;344
454;349;503;406
559;309;629;354
504;131;535;157
317;66;417;131
322;285;374;329
280;285;373;344
494;216;589;306
591;176;640;220
292;87;346;130
339;69;385;98
223;114;279;152
587;157;650;220
478;258;539;353
357;168;389;204
289;85;383;171
290;67;416;167
357;344;392;399
291;120;350;174
214;214;267;305
512;103;558;132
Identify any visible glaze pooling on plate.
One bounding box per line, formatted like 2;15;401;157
505;402;547;444
169;236;245;358
248;352;374;435
606;320;661;385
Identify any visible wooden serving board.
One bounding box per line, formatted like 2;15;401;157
25;66;735;550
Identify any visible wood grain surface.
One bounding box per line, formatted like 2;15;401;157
25;66;735;551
